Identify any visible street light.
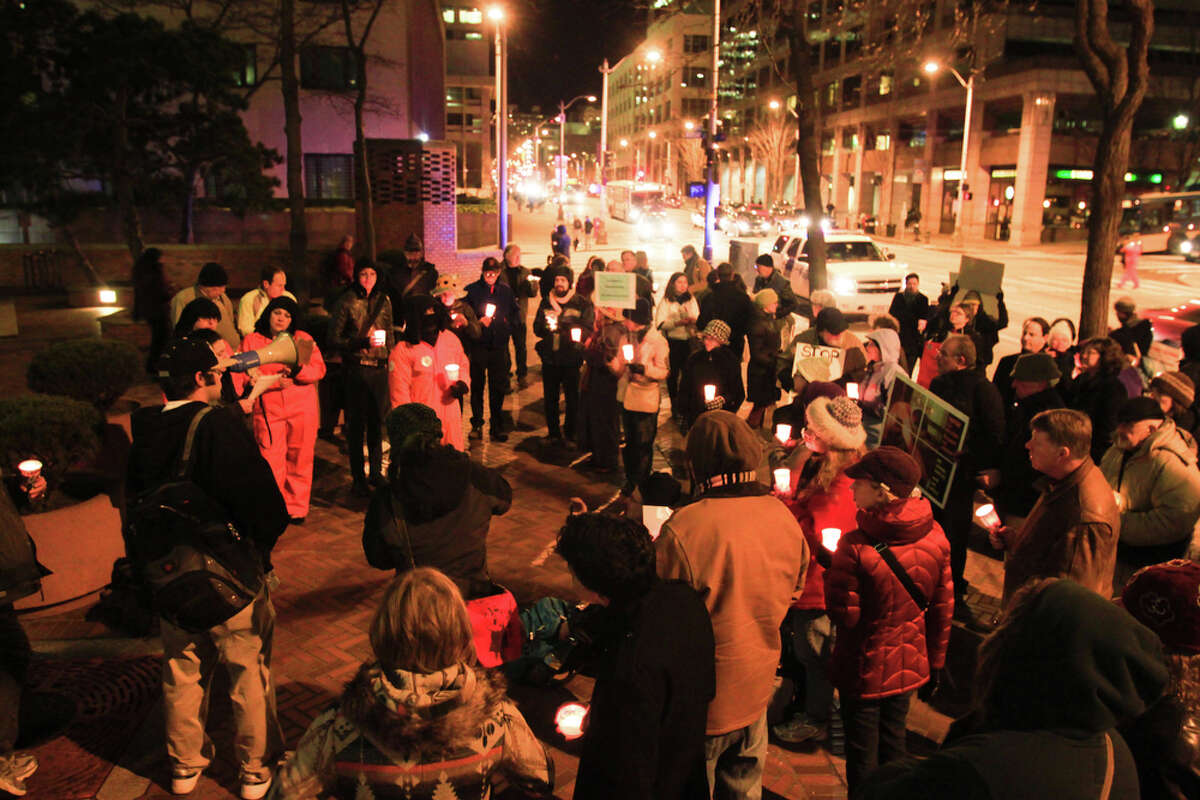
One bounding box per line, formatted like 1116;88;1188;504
768;99;780;110
1174;113;1190;131
924;60;975;242
489;5;508;247
556;94;596;206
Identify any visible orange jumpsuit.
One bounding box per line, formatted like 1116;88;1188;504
388;331;471;451
235;331;327;518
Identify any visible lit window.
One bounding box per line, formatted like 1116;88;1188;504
442;9;455;23
465;31;483;39
459;8;482;24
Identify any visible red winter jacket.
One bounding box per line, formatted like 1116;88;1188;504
825;496;953;700
783;465;858;611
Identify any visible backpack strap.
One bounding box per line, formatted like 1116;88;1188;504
177;405;215;480
385;489;417;571
872;540;929;612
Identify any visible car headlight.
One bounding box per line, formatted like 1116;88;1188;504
832;276;857;296
1183;240;1194;254
738;222;750;233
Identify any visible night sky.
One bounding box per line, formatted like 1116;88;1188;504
505;0;647;112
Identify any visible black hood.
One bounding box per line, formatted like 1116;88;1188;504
391;445;473;523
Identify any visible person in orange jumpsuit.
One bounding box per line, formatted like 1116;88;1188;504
388;295;470;450
234;296;326;523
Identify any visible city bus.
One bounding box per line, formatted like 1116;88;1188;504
606;180;665;222
1119;190;1200;253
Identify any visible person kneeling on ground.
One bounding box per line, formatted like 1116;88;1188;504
272;568;554;799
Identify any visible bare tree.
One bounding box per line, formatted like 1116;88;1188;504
1074;0;1154;340
339;0;386;261
746;111;795;205
280;0;308;304
673;136;708;185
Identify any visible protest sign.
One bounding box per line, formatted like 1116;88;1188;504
879;373;969;509
951;256;1005;318
594;271;637;309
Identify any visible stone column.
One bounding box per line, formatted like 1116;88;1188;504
1010;91;1056;247
962;92;990;241
849;123;866;220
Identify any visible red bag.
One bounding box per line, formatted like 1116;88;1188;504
916;340;941;388
466;588;523;667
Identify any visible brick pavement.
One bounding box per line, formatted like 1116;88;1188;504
9;297;1007;799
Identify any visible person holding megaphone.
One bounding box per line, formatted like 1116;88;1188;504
232;296;326;524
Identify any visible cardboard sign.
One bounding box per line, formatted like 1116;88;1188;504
879;373;970;509
792;341;843;381
594;271;637;309
951;256;1005;318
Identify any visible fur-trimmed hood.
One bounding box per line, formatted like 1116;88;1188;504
339;661;507;757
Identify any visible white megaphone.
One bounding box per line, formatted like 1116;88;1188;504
225;333;314;372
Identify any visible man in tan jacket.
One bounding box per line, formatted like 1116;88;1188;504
655;410;809;799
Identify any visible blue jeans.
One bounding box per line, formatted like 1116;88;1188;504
703;711;767;800
840;691;912;795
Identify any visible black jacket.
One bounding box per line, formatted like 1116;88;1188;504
0;488;44;605
678;345;745;426
746;308;782;405
127;402;289;569
362;445;511;597
929;368;1006;472
698;283;754;359
574;580;716;800
997;386;1065;517
328;283;394;363
888;290;931;358
1065;371;1127;463
1111;318;1154;359
533;294;594;368
464;278;519;350
498;262;537;317
386;259;438;312
751;270;799;318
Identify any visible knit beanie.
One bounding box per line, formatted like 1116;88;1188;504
1011;352;1062;384
1150;371;1195;409
754;288;779;309
403;233;424;253
1048;319;1076;346
805;395;866;450
1120;559;1200;654
685;410;763;484
386;403;443;453
700;319;731;345
197;262;228;287
755;253;775;268
816;307;848;336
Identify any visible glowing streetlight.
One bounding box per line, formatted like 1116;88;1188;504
923;61;940;74
684;120;695;130
486;5;503;22
1174;113;1190;131
922;58;973;243
619;138;629;147
768;99;780;110
645;48;662;64
648;130;657;139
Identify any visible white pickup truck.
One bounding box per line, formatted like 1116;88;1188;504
771;231;907;318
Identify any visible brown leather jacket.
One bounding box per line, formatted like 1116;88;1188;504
1002;459;1120;606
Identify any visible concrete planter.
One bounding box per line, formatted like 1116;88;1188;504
15;492;124;611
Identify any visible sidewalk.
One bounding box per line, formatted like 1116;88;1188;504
8;297;1003;799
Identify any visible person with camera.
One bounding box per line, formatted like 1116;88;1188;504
126;338;289;798
554;513;715;800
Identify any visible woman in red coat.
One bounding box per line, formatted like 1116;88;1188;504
825;447;954;795
773;396;865;745
234;296;326;523
387;295;470;450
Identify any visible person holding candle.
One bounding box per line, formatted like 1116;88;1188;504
577;305;627;476
677;320;744;431
232;296;326;523
772;395;866;745
432;274;481;354
464;257;519;442
825;446;953;794
497;245;537;388
273;568;552;800
746;289;784;429
654;272;700;424
858;328;904;445
329;260;394;496
386;296;470;451
697;262;755;361
533;263;594;446
615;298;669;497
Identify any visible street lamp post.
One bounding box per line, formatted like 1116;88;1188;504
488;6;507;248
704;0;721;262
556;94;596;207
925;60;974;243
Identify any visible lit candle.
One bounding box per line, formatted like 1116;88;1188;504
371;329;386;347
773;467;791;493
18;459;42;486
555;702;589;740
1112;491;1123;510
846;382;860;399
570;327;583;343
703;384;717;403
775;423;792;443
821;527;842;551
622;343;635;361
485;302;496;318
445;363;460;382
547;313;558;330
975;503;1001;531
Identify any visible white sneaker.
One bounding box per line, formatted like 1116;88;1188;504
170;768;202;795
240;773;273;800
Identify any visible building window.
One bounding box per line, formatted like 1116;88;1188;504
233;44;257;88
300;46;358;91
458;7;482;24
842;75;862;109
684;34;710;53
465;31;483;40
683;97;709;117
446;87;463;107
447;112;464;126
304;154;354;200
878;71;893;96
442;8;455;23
875;134;891;150
682;67;708;88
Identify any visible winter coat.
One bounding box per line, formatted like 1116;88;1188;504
1121;653;1200;800
618;327;669;414
362;445;511;597
0;488;44;606
328;283;394;365
656;485;809;735
127;402;289;570
861;328;903;411
682;253;711;294
746;308;782;405
273;662;553;800
654;295;700;342
464;279;519;350
387;331;471;451
132;257;170;322
169;286;240;351
1065;370;1126;464
446;298;483;351
751;269;799;318
825;497;954;700
498;261;537;318
969;301;1007;368
862;579;1167;800
1111;317;1154;359
781;458;858;611
677;345;744;426
574;580;716;800
1101;420;1200;575
929;367;1005;473
386;259;439;310
888;290;930;362
697;283;755;359
532;293;594;368
1002;459;1120;605
996;386;1065;518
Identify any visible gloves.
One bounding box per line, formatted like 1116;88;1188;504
918;669;942;702
628;363;645;375
704;395;724;411
449;380;469;399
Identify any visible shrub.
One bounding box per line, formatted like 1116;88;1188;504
27;338;142;412
0;395;103;491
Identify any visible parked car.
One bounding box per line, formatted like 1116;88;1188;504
722;210;773;237
771;231;906;317
1180;237;1200;262
635;209;674;241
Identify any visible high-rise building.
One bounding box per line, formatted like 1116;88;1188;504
439;3;496;196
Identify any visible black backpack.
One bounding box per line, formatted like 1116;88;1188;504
126;406;264;633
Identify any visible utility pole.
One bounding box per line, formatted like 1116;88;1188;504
703;0;721;262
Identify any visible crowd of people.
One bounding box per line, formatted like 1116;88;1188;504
1;229;1198;800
